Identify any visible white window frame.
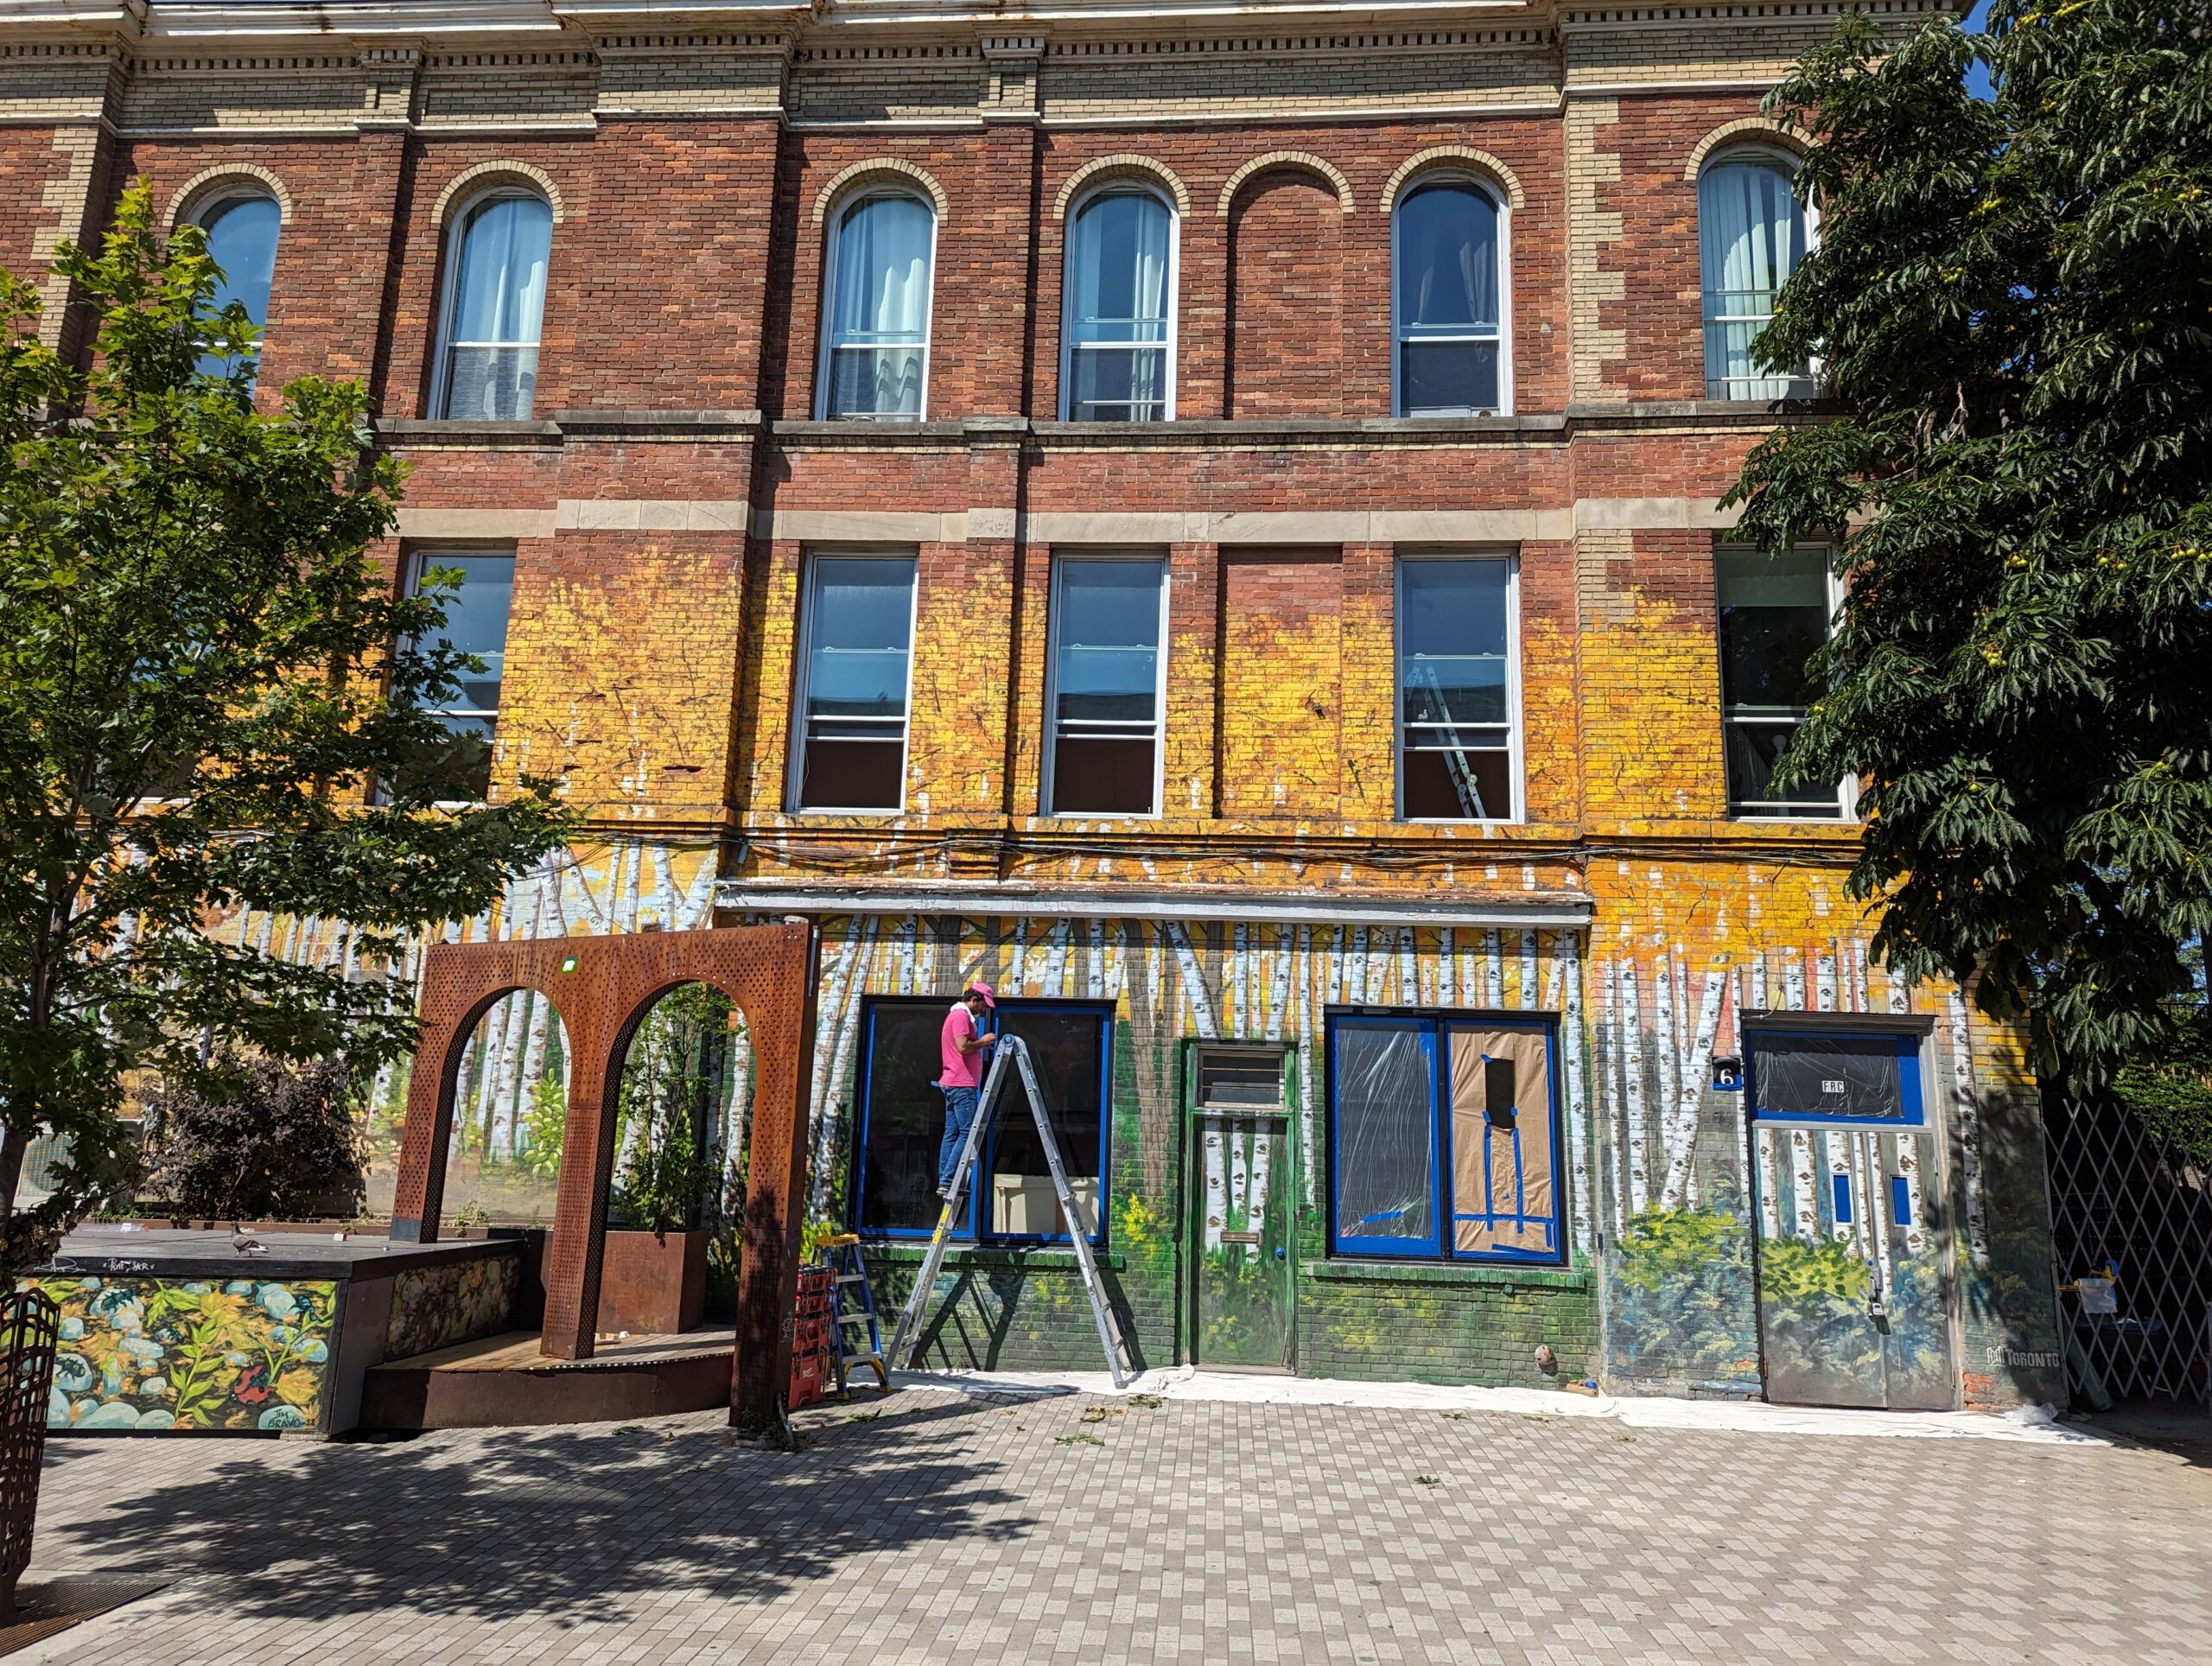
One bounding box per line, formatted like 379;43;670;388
1697;148;1821;402
1040;550;1171;819
430;185;552;423
1058;181;1180;423
1716;543;1854;821
404;544;515;809
787;548;921;817
814;188;939;423
1394;550;1522;824
1390;174;1513;419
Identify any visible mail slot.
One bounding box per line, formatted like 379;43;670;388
1220;1230;1262;1245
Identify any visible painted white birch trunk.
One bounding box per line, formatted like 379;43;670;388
1895;1130;1926;1256
1619;961;1649;1216
1789;1128;1818;1240
1266;923;1292;1045
1660;971;1723;1211
1948;989;1990;1264
1297;925;1318;1206
1202;1126;1225;1250
1167;920;1220;1040
1559;933;1592;1256
1484;929;1504;1008
1042;917;1071;999
1823;1132;1853;1242
1397;926;1418;1010
1518;930;1538;1011
1087;919;1107;1001
1756;1126;1783;1242
1246;1120;1271;1240
1783;950;1807;1012
1816;948;1837;1013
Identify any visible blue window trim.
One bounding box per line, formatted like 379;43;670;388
851;995;1113;1248
1326;1010;1567;1265
1744;1026;1927;1126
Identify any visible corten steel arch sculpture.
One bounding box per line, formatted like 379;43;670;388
389;921;820;1432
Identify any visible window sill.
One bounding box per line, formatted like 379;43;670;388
1302;1259;1588;1292
861;1242;1124;1272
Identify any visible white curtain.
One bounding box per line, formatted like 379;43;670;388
1397;182;1499;332
1070;191;1172;416
443;194;550;420
1700;162;1805;395
452;195;550;347
830;194;933;416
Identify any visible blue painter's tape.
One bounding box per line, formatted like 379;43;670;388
1831;1173;1853;1225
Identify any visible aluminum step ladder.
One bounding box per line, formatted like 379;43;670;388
823;1233;888;1392
886;1034;1137;1388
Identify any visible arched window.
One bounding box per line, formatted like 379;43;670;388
435;190;552;422
818;191;937;420
1393;179;1507;416
192;191;280;381
1699;156;1815;400
1062;187;1176;422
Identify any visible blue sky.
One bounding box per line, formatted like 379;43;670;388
1964;0;1996;99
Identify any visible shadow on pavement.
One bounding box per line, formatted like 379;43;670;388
41;1394;1033;1628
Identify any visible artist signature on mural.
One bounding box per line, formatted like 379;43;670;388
46;1257;157;1275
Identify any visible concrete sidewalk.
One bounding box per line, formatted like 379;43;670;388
18;1378;2210;1663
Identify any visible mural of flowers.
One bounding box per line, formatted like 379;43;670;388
385;1254;520;1361
28;1275;337;1432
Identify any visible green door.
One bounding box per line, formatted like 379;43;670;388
1192;1112;1293;1370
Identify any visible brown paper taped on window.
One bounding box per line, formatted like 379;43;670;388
1447;1026;1555;1256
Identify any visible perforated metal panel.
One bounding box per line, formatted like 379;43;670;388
390;923;819;1432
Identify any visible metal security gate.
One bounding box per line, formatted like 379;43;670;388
2044;1097;2211;1408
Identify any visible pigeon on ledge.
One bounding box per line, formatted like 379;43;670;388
232;1228;268;1256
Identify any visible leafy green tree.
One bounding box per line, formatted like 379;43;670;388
0;184;570;1275
1725;0;2212;1084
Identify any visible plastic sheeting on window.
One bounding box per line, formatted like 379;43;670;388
1332;1024;1435;1246
1751;1033;1910;1121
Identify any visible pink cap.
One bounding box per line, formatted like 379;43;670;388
966;982;996;1008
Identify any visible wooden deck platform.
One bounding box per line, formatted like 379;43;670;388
359;1328;734;1430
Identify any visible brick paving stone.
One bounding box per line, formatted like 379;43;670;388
12;1388;2212;1664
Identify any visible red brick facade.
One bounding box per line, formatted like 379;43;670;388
0;0;2064;1406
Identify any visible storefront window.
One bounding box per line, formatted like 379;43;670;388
1328;1014;1562;1262
853;998;1109;1243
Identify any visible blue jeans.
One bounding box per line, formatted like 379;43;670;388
937;1084;980;1191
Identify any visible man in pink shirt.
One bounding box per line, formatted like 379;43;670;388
936;982;996;1201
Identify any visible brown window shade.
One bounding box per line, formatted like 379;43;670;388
1446;1024;1556;1256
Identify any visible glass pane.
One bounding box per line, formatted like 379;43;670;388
804;557;915;722
826;194;932;418
1069;192;1173;344
988;1008;1106;1237
1399;560;1511;819
1050;734;1156;816
1699;162;1808;397
1395;182;1500;332
1400;340;1500;414
1751;1033;1910;1121
1402;745;1512;822
1068;347;1169;421
442;344;539;423
1333;1023;1436;1247
450;194;551;347
1053;561;1161;718
430;713;496;801
828;347;925;418
1717;549;1827;709
857;1002;949;1233
195;194;280;378
798;737;904;811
